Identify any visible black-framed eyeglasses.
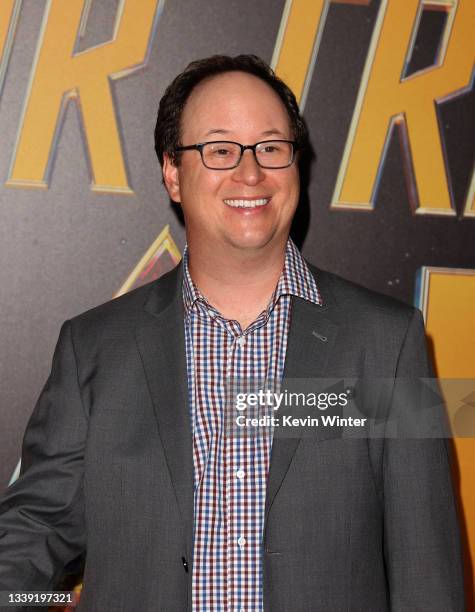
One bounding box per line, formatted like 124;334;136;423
175;140;298;170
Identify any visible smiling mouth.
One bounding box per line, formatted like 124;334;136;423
223;198;270;209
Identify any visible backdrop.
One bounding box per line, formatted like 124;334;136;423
0;0;474;604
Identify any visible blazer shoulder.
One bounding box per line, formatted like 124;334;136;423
68;263;181;333
307;262;419;324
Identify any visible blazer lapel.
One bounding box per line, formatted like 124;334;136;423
135;264;194;558
265;270;340;523
134;262;341;551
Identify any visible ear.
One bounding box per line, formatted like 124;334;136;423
162;153;181;203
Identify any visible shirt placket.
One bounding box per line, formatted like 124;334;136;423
226;320;265;612
221;319;248;612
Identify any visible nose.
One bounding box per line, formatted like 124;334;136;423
231;148;265;185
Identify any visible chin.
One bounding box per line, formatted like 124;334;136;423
225;231;277;251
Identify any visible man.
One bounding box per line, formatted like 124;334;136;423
0;55;465;611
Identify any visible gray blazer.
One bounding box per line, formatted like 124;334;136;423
0;262;465;611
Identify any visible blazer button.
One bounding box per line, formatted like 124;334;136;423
182;557;189;573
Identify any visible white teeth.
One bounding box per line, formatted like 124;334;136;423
223;198;269;208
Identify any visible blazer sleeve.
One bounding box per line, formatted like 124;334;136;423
0;320;87;593
383;308;465;611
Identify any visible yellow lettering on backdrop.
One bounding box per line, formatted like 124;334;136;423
331;0;474;215
272;0;325;108
417;267;475;591
464;167;475;217
6;0;162;193
115;225;181;297
272;0;369;109
0;0;21;93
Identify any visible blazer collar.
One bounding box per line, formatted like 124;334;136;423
142;261;184;318
264;267;341;526
139;257;336;318
136;262;194;561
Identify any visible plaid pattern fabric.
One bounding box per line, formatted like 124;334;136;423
183;239;321;611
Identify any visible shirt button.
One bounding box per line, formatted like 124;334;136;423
236;336;246;347
236;469;245;480
238;536;246;549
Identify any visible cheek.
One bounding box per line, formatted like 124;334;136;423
277;172;299;203
182;167;224;199
180;173;227;222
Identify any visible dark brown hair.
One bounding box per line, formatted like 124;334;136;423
154;54;308;167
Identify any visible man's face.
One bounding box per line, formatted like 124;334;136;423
163;71;300;254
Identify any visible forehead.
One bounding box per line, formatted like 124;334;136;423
180;71;292;141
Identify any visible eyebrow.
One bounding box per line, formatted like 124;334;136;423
261;129;286;137
203;129;231;137
203;128;287;138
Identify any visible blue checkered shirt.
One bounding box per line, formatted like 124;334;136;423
183;239;321;611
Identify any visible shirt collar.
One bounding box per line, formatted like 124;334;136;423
182;247;202;317
182;238;322;319
273;237;322;307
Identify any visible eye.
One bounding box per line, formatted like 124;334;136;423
259;142;283;154
207;143;236;157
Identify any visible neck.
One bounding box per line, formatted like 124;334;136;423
186;238;288;330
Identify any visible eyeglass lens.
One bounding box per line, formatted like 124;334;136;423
202;141;293;169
